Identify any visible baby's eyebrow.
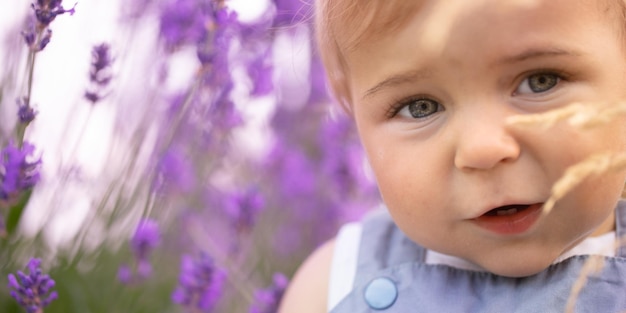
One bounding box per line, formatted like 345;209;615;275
363;68;434;100
494;47;582;66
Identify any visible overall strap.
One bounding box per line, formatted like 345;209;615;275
615;200;626;257
353;209;426;288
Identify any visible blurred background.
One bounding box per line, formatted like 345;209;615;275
0;0;381;312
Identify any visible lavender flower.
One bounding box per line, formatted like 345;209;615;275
17;98;37;124
172;253;226;312
31;0;77;28
85;43;113;104
154;148;196;195
249;273;289;313
7;258;58;313
159;0;209;49
0;142;41;202
224;187;265;233
118;218;161;283
131;218;160;263
196;7;240;66
22;1;76;51
247;51;273;97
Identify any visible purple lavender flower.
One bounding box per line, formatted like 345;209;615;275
85;43;113;104
318;116;371;196
247;51;273;97
0;142;41;201
117;264;133;284
22;1;76;52
7;258;58;313
224;187;265;233
31;0;77;28
131;218;160;261
171;253;226;312
196;7;240;66
154;148;196;195
249;273;289;313
118;218;161;283
37;29;52;51
130;218;160;277
17;98;37;124
159;0;209;49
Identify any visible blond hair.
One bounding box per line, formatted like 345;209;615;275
314;0;422;111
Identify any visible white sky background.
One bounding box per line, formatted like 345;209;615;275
0;0;284;246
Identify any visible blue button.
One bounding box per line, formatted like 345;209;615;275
363;277;398;310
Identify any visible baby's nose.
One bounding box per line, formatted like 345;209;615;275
453;115;520;171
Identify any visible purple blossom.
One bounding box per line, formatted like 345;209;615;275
206;83;243;131
196;7;240;66
247;51;273;96
37;29;52;51
117;264;132;284
171;253;226;312
7;258;58;313
131;218;161;261
224;187;265;233
118;218;161;283
17;98;37;124
265;141;316;198
154;148;196;195
21;19;52;52
159;0;209;49
0;142;41;201
21;20;36;47
249;273;289;313
318;116;371;196
85;43;114;104
22;1;76;51
31;0;77;28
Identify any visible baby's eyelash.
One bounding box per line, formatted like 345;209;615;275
385;96;431;119
518;68;571;84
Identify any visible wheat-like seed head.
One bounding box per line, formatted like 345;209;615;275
542;152;626;215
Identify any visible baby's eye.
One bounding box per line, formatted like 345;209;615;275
396;98;443;119
515;72;560;95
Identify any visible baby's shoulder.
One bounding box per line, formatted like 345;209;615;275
279;238;336;313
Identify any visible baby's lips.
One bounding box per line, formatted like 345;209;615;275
472;203;544;235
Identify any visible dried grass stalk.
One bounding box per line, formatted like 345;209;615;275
507;101;626;130
566;234;626;313
506;103;586;130
543;152;626;215
564;255;606;313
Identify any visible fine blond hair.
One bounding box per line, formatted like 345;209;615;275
314;0;422;111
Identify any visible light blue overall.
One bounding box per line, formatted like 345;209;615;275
330;201;626;312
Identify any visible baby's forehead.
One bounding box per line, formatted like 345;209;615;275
330;0;620;53
316;0;625;108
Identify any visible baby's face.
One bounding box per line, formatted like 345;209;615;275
346;0;626;276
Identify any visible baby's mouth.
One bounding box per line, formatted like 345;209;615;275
473;203;543;235
483;204;532;216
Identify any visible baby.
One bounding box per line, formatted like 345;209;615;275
280;0;626;312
